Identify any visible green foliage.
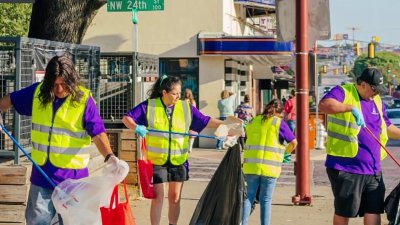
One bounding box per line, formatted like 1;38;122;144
0;3;32;37
352;51;400;83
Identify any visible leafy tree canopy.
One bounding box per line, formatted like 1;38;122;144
352;51;400;83
0;3;32;37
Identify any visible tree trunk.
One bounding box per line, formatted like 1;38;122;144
28;0;106;44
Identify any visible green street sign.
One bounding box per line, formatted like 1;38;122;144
107;0;164;12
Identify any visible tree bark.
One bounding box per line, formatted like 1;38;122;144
28;0;107;43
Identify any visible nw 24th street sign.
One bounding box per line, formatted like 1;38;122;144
107;0;164;12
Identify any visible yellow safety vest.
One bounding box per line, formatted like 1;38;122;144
31;83;92;169
326;84;388;159
146;98;192;165
243;115;286;178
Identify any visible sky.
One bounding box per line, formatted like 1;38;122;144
320;0;400;47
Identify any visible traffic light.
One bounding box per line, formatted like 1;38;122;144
353;42;360;56
387;65;392;74
323;65;327;73
334;68;339;75
342;64;348;74
368;42;375;59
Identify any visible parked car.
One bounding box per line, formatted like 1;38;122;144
387;108;400;127
386;108;400;146
381;95;394;108
392;99;400;109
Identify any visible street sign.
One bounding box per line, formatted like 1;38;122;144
107;0;164;12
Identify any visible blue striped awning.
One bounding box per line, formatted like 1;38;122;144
198;36;293;56
234;0;275;7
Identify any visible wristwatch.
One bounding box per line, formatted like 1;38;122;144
104;153;114;163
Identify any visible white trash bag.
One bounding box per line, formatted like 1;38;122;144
52;159;129;225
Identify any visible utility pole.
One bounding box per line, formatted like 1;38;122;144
292;0;312;205
347;27;360;45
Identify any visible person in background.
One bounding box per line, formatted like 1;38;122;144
217;90;236;150
281;96;287;106
0;55;117;225
184;88;197;152
283;89;296;162
242;99;297;225
319;67;400;225
234;94;254;150
122;75;239;225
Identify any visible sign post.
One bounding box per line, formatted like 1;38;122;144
107;0;164;107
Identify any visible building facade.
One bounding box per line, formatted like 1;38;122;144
83;0;293;147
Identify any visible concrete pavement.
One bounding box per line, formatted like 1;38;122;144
130;148;396;225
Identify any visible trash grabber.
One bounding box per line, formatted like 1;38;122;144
364;126;400;168
0;123;56;188
148;128;218;139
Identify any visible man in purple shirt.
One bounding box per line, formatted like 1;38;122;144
319;68;400;225
0;56;116;225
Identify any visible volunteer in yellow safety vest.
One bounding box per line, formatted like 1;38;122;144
0;56;117;225
319;68;400;225
242;99;297;225
122;75;240;225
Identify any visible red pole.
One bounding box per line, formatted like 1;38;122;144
292;0;312;205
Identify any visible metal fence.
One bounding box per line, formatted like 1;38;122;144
99;53;159;128
0;37;100;164
0;37;159;164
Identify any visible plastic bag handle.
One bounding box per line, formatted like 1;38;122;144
109;185;119;208
141;138;147;160
109;180;129;208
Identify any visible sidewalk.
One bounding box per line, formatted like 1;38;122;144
130;149;390;225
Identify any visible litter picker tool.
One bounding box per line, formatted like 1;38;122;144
0;120;129;225
148;128;217;139
364;126;400;167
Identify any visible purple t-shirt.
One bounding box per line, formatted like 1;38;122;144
322;85;392;175
10;82;106;190
278;120;296;144
125;99;211;133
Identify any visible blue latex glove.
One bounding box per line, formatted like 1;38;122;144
351;107;365;127
135;125;148;137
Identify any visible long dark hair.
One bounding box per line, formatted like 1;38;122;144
38;56;83;108
262;99;283;121
148;75;182;99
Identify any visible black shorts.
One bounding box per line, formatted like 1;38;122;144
153;163;188;184
326;168;385;217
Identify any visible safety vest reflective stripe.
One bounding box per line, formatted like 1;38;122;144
148;130;185;140
32;123;89;139
327;117;359;130
148;99;157;127
244;157;282;167
272;117;278;125
327;130;358;143
245;145;285;154
147;146;189;155
182;101;191;131
32;142;92;154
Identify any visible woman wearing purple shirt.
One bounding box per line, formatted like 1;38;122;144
0;56;116;225
122;75;236;225
319;68;400;225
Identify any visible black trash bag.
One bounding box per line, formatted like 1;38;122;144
189;144;246;225
385;181;400;225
